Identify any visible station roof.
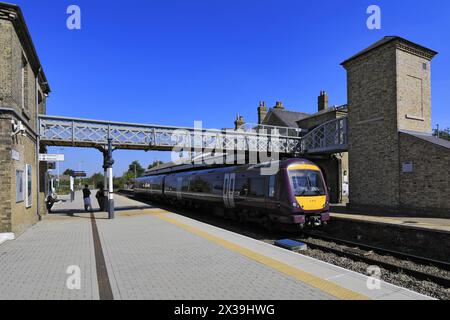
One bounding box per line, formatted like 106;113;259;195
263;108;311;128
0;2;50;93
401;130;450;150
341;36;438;67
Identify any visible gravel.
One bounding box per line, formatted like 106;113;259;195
291;237;450;300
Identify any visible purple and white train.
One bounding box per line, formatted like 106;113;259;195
133;158;330;230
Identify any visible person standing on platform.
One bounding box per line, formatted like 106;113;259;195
82;184;92;212
96;184;106;212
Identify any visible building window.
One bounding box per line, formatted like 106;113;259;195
16;170;24;203
25;164;32;208
21;56;28;110
38;91;44;114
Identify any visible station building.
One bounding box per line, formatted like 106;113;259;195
235;37;450;217
342;36;449;217
0;3;50;235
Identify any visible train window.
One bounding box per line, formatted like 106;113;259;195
182;178;190;192
193;178;212;193
249;178;265;197
290;170;326;196
166;178;177;192
213;182;223;191
235;178;249;197
268;175;276;198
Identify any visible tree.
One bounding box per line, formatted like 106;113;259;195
148;160;164;170
127;161;145;178
433;126;450;142
63;169;74;176
123;171;135;182
90;173;104;188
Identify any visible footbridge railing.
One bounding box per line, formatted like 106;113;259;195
38;115;348;155
38;115;305;154
301;117;348;154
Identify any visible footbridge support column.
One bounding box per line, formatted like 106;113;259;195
100;139;115;219
106;139;115;219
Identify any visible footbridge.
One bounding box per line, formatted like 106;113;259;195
38;115;348;155
35;113;348;219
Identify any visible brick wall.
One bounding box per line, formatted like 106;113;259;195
345;42;401;210
397;49;432;133
0;20;12;106
0;118;12;233
296;110;346;130
399;133;450;217
9;132;40;235
0;11;47;234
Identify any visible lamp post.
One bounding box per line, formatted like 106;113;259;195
106;138;115;219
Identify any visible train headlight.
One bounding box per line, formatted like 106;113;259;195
292;202;300;208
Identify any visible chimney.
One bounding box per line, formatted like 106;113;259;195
318;91;329;112
234;114;245;130
274;101;284;109
257;101;267;124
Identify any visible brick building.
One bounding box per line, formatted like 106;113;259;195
343;36;450;217
0;2;50;236
239;37;449;216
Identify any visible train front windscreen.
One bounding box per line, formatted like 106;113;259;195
289;168;327;211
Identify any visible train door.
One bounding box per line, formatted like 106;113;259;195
176;177;182;200
223;174;229;207
228;173;236;208
265;174;279;215
223;173;236;208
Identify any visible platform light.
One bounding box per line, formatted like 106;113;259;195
11;119;26;137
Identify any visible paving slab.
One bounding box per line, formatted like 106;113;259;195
0;191;433;300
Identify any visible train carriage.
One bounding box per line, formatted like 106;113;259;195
134;158;330;230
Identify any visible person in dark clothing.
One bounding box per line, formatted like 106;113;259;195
82;185;92;212
96;184;106;212
46;194;57;213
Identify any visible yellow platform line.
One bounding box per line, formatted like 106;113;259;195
146;210;369;300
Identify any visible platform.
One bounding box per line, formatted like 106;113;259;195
330;207;450;233
0;192;432;300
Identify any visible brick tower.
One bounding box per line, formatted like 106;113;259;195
341;36;438;213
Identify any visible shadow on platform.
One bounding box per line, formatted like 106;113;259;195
49;205;154;217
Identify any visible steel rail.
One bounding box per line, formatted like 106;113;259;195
301;231;450;288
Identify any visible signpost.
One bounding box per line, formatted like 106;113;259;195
70;176;75;202
47;162;56;170
39;154;65;162
72;171;87;178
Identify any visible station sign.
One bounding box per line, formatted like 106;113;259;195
39;154;65;162
72;171;87;178
402;162;414;173
11;149;20;161
47;162;56;170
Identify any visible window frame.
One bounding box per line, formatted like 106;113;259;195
16;170;24;203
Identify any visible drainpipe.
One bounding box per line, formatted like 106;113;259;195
36;68;42;221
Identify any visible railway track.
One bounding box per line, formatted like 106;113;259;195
298;231;450;288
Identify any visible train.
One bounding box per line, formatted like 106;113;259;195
133;158;330;231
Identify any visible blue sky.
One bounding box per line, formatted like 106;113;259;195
13;0;450;176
